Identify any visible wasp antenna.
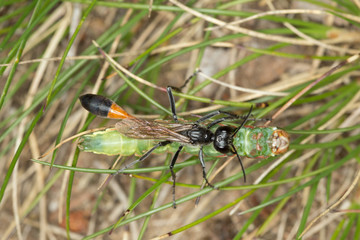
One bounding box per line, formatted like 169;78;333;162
232;105;253;138
232;144;246;182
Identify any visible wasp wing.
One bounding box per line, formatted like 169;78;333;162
115;118;193;144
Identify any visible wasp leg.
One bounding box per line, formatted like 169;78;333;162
206;116;239;129
166;69;202;120
166;86;179;122
167;86;242;124
199;147;216;189
169;145;184;208
196;107;266;128
195;110;239;124
114;141;171;175
169;69;201;92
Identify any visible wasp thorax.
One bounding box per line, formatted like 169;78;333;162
187;126;214;144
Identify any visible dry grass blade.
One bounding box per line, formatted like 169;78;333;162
299;169;360;238
2;1;360;239
38;127;110;159
265;53;360;126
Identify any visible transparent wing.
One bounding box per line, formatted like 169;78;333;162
115;118;193;143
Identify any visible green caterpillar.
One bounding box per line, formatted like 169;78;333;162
78;126;289;158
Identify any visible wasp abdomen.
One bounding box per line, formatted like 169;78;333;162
79;94;133;119
79;94;113;117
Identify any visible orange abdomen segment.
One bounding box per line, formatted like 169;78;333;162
108;102;134;119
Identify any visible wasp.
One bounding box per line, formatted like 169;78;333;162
79;87;289;207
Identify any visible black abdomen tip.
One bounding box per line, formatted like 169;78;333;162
79;94;113;117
